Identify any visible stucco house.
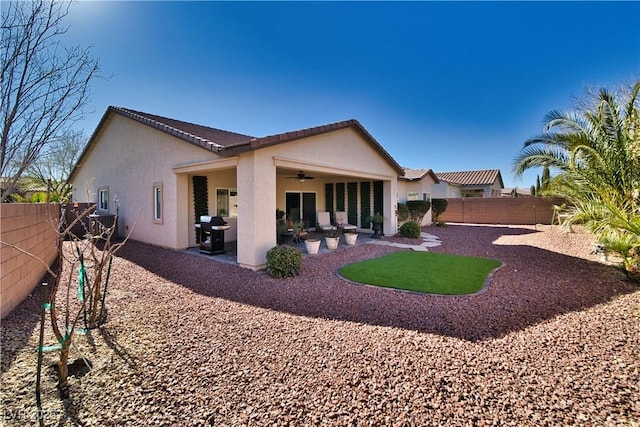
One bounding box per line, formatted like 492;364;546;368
69;107;404;270
431;169;504;198
397;168;439;226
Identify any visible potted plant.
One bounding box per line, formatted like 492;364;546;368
304;238;321;255
344;232;358;245
324;229;341;250
367;212;384;239
292;220;306;243
276;209;287;244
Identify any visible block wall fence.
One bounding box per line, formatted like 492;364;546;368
437;197;567;225
1;203;60;319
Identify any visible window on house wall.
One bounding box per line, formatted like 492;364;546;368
407;191;419;201
98;187;109;212
423;192;431;202
153;183;163;223
216;188;237;217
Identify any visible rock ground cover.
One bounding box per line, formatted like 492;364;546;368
1;224;638;426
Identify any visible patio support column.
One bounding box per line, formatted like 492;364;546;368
175;173;190;249
236;152;276;270
383;179;397;236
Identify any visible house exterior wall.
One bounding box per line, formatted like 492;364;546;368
1;203;59;319
71;114;219;249
266;127;399;234
433;180;502;198
432;182;461;198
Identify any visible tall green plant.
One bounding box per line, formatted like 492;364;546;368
513;81;640;281
406;200;431;223
431;199;448;223
193;176;208;244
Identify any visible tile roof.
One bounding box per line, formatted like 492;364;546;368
400;168;439;183
436;169;503;187
111;107;255;151
69;107;405;181
110;108;403;174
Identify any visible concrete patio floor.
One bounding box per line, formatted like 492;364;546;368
182;231;443;265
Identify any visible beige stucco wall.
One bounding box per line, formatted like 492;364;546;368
1;203;59;319
71;114;220;249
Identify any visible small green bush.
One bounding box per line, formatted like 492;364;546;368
399;221;421;238
266;245;302;278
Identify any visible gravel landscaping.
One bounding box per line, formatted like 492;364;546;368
2;224;639;426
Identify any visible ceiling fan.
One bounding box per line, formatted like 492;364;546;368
287;171;315;182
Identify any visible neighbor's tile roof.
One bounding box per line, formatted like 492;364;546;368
400;168;439;183
436;169;503;187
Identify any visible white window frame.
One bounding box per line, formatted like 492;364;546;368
407;191;420;201
153;182;163;223
98;187;109;212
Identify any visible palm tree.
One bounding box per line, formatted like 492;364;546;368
513;81;640;281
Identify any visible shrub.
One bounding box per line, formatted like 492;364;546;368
432;199;449;223
266;245;302;278
397;203;409;222
406;200;431;223
399;221;421;238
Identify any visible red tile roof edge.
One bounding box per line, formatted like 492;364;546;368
110;107;256;152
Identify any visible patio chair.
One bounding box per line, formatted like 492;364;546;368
317;211;337;232
335;211;357;232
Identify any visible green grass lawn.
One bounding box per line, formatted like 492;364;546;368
339;251;502;295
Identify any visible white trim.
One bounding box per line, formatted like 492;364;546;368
273;156;396;181
173;157;239;174
152;182;163;223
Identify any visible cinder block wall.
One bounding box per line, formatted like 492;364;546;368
438;197;566;225
1;203;60;318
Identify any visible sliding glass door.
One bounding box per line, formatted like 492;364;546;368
285;192;317;229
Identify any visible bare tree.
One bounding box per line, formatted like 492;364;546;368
27;129;85;202
1;0;100;202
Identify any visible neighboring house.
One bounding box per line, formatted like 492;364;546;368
68;107;404;270
501;187;532;197
397;168;439;226
0;177;48;201
432;169;504;198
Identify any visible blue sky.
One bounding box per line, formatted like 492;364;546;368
63;1;639;189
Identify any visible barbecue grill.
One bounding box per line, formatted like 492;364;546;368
198;215;229;255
